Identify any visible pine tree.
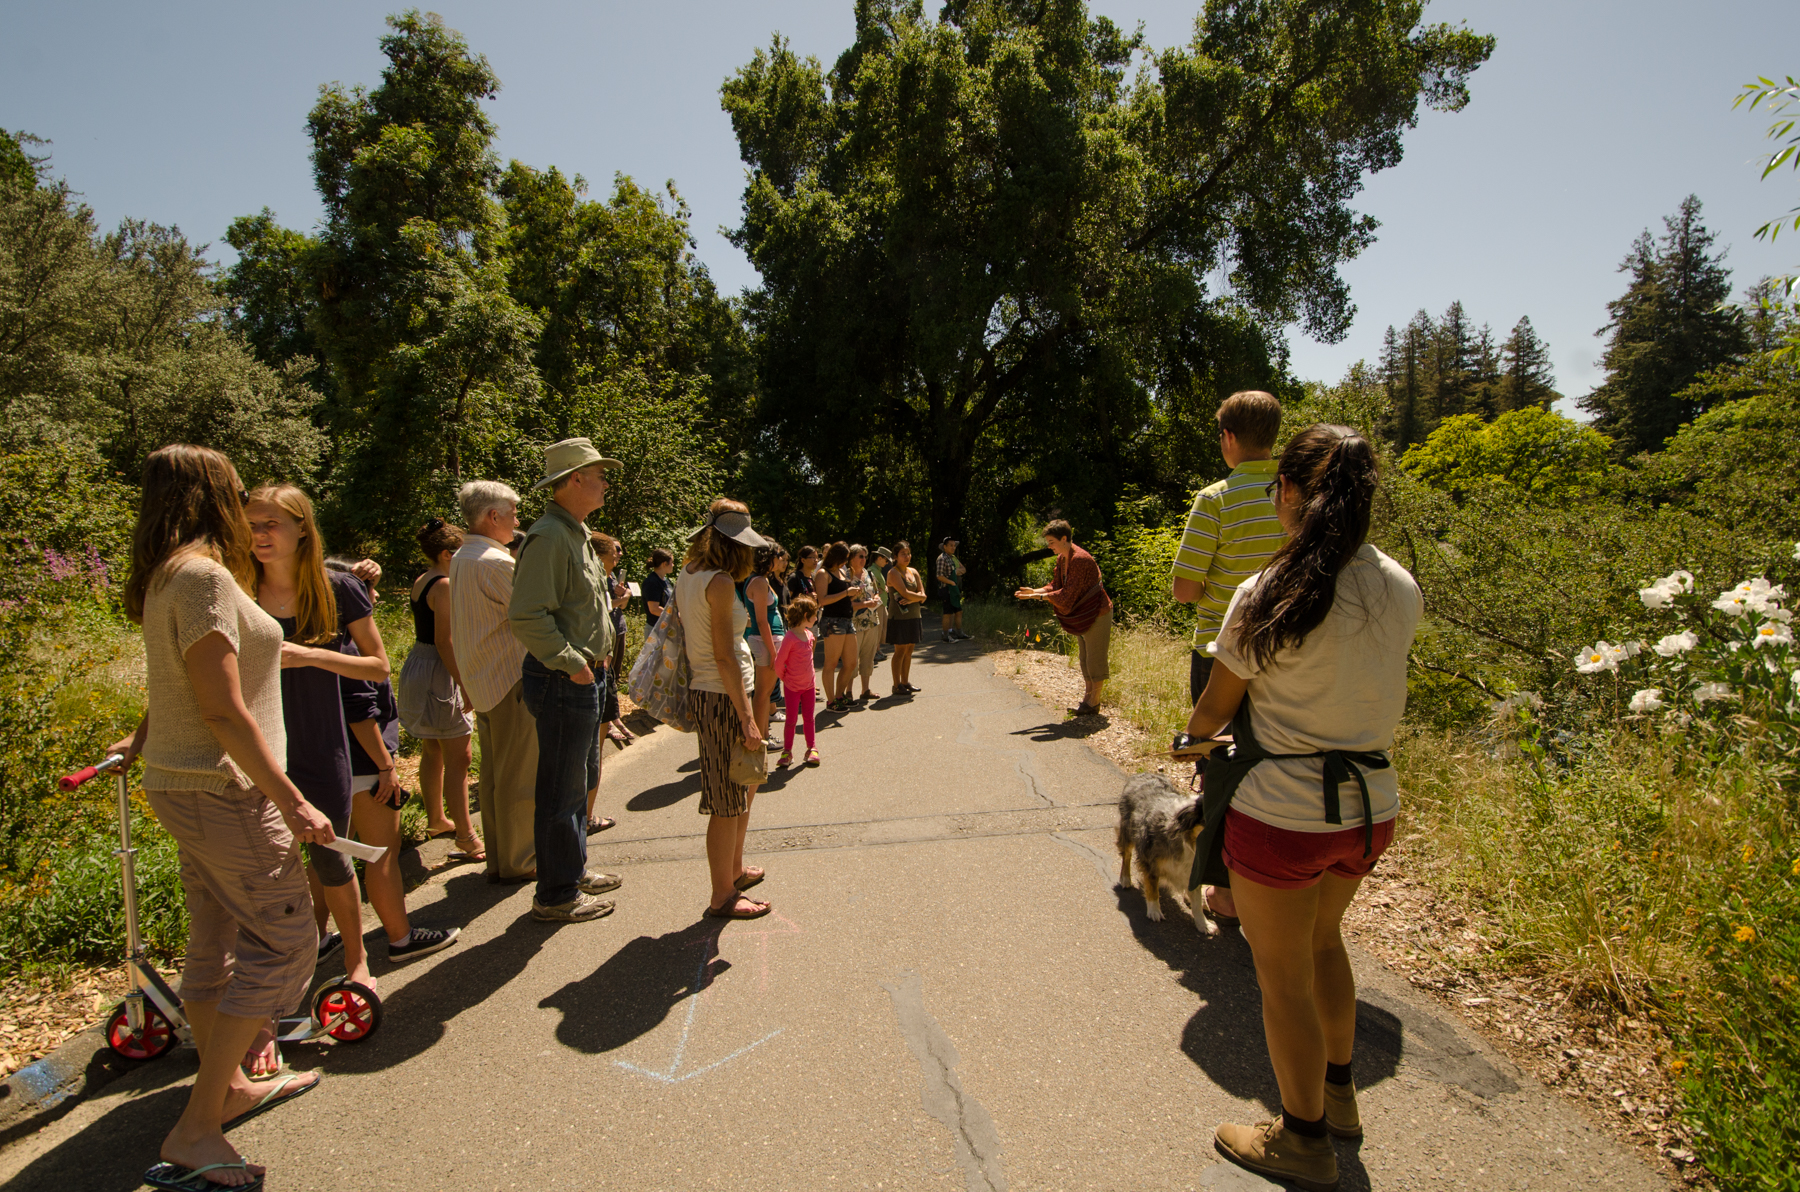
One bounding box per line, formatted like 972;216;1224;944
1580;195;1750;454
1468;322;1501;419
1432;300;1476;421
1498;316;1557;411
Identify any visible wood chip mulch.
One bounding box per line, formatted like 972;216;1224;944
993;647;1708;1188
0;964;176;1080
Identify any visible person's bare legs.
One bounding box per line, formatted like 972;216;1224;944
350;793;409;943
896;643;915;686
584;722;606;826
165;999;286;1185
1231;871;1365;1121
753;663;776;737
310;866;373;991
731;789;757;882
822;634;851;703
707;800;765;913
418;738;453;835
440;734;474;841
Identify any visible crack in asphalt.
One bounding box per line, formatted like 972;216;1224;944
957;705;1055;807
882;971;1008;1192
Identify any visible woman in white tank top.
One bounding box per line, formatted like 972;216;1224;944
677;500;773;920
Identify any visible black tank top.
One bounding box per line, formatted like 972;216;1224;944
411;574;445;645
823;570;851;611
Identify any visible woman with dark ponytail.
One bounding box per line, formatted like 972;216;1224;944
1175;424;1421;1192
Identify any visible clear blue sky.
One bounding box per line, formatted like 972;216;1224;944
4;0;1796;404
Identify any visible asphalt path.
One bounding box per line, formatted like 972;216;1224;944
0;637;1671;1191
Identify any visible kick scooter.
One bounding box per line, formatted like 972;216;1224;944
59;754;383;1061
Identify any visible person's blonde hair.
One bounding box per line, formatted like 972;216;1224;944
683;498;755;581
247;484;339;644
1217;390;1283;451
125;445;255;624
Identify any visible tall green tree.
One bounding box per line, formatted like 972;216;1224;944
1;168;322;481
1580;195;1750;455
302;10;542;557
1496;314;1556;412
723;0;1491;578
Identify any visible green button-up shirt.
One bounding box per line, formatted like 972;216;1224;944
508;501;614;676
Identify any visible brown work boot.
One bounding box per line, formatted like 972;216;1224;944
1324;1080;1362;1139
1214;1119;1338;1192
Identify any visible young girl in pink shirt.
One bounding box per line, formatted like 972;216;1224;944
774;596;821;767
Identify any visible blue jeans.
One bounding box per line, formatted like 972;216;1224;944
520;654;600;907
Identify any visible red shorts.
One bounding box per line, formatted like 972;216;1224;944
1222;807;1395;890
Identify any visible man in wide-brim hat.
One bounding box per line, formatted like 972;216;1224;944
508;438;628;923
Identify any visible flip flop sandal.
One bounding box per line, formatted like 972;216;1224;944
223;1071;321;1131
448;834;487;862
706;898;773;920
239;1033;284;1081
585;817;616;834
144;1160;266;1192
734;868;765;892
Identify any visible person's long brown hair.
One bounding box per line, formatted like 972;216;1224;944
125;445;255;624
1234;424;1379;669
247;484;339;644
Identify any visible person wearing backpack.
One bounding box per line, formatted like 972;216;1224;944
1174;425;1421;1192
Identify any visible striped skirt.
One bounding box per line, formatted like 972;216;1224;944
691;689;751;817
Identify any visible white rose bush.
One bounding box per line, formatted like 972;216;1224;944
1552;567;1800;739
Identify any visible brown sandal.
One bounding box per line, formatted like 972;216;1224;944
449;833;486;862
705;897;772;920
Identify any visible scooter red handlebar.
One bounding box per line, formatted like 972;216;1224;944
59;754;126;791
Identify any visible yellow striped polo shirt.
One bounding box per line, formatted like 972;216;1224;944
1170;459;1286;647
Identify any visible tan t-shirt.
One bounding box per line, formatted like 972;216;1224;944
1209;544;1421;832
142;555;287;794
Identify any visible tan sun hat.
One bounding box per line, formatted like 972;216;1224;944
686;507;769;548
531;438;623;491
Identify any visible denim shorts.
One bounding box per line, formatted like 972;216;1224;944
821;616;856;637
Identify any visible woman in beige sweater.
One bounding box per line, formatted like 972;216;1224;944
113;445;335;1192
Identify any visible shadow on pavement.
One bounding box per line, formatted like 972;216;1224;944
1009;717;1106;742
1113;884;1392;1192
4;1081;193;1192
628;772;701;812
322;904;548;1076
539;918;728;1054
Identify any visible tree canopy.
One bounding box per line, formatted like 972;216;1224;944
723;0;1492;579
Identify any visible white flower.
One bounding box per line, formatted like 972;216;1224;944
1574;641;1626;674
1622;640;1644;658
1714;592;1752;617
1792;669;1800;685
1668;711;1693;728
1654;630;1699;657
1628;688;1664;713
1793;542;1800;562
1732;577;1787;614
1491;690;1544;717
1770;607;1795;623
1693;682;1734;704
1752;621;1794;649
1639;571;1695;608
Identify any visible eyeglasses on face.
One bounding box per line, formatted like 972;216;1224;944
1265;476;1281;499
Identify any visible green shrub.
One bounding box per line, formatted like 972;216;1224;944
0;815;186;970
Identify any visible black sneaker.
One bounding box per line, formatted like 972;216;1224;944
317;931;342;961
387;926;460;963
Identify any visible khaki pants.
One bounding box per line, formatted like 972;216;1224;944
1077;607;1112;683
145;786;316;1021
476;679;539;879
855;622;882;683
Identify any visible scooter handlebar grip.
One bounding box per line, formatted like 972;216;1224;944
59;766;100;791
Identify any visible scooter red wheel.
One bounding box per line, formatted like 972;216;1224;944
313;980;381;1043
106;1001;177;1061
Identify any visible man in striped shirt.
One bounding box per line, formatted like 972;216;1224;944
1170;390;1287;705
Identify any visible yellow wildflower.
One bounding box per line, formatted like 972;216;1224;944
1742;844;1756;863
1669;1057;1687;1074
1792;857;1800;877
1735;924;1756;943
